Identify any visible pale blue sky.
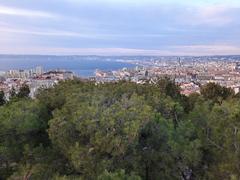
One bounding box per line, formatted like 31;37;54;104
0;0;240;55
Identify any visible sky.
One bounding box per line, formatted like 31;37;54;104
0;0;240;56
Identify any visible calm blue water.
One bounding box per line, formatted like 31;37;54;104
0;55;136;77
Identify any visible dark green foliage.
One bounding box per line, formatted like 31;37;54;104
48;93;154;179
9;88;17;100
0;99;50;179
200;82;234;104
189;99;240;179
187;92;201;110
17;84;30;98
156;77;181;99
0;90;5;106
98;170;141;180
0;79;239;179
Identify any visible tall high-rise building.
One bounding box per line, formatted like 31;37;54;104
36;66;44;75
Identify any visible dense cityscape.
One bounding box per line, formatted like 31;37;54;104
2;55;240;99
96;55;240;95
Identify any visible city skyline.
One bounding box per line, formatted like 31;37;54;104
0;0;240;55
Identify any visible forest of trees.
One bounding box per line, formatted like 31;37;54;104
0;78;240;180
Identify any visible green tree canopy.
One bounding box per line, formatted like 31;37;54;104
1;79;239;179
0;90;5;106
200;82;234;104
17;84;30;98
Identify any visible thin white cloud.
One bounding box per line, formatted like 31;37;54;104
172;45;240;55
0;5;59;18
0;45;239;56
182;5;239;26
0;47;173;56
0;27;92;38
0;25;168;39
63;0;240;7
196;5;234;25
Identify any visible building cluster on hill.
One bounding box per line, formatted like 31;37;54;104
94;56;240;95
0;66;74;99
2;56;240;98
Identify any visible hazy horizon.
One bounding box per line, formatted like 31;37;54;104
1;54;240;57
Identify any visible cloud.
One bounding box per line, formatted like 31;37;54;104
0;25;169;39
172;45;240;55
63;0;232;5
195;5;234;25
180;5;240;26
0;27;92;38
0;45;239;56
0;47;173;56
0;1;240;55
0;5;59;18
63;0;240;7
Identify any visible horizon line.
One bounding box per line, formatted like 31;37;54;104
0;53;240;57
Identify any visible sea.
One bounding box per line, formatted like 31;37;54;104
0;55;136;77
